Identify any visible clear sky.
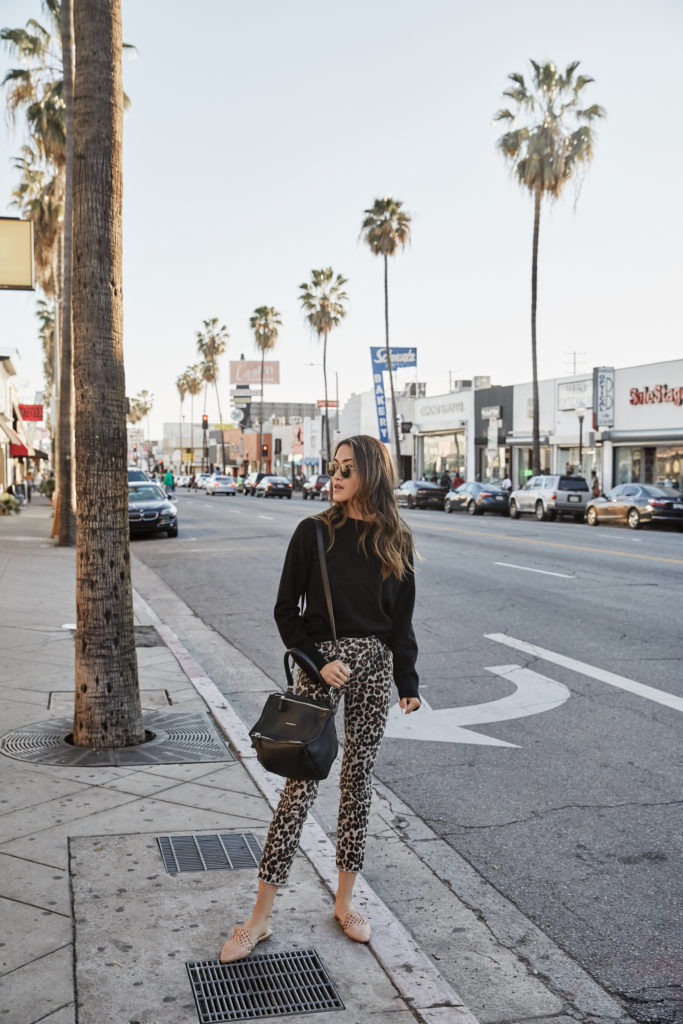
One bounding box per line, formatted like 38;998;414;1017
1;0;681;439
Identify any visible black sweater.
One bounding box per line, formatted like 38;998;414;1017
274;516;419;699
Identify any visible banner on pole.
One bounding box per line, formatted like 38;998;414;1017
369;347;418;443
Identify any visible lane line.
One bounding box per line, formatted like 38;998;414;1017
258;514;274;520
411;520;683;566
493;562;574;579
485;633;683;714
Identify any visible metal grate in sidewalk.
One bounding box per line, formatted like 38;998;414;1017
157;833;262;874
186;949;344;1022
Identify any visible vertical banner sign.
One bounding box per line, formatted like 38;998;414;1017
593;366;615;429
370;347;418;444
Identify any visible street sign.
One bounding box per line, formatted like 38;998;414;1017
317;400;338;408
230;361;279;385
0;217;34;290
230;407;245;423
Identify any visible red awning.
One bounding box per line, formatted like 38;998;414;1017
10;442;30;457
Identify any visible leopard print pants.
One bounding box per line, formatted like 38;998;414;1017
258;635;393;886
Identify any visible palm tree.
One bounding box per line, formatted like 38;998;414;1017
298;269;348;463
360;196;412;474
71;0;143;748
11;145;64;298
176;371;188;470
196;318;228;470
249;306;282;471
183;364;203;474
135;389;154;466
494;60;605;475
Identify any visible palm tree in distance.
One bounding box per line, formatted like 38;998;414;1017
249;306;282;472
183;364;203;475
494;60;605;475
298;269;348;464
360;197;412;475
175;372;188;471
196;318;229;470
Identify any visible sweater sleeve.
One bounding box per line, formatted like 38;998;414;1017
390;564;420;699
273;520;329;673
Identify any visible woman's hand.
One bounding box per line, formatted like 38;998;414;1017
321;659;351;689
399;697;421;714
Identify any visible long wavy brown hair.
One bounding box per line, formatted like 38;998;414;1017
318;435;415;580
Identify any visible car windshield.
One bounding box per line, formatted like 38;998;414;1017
129;485;166;501
479;484;504;493
558;477;589;491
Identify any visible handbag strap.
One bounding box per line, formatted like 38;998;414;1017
314;520;338;651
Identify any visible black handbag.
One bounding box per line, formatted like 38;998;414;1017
249;521;339;781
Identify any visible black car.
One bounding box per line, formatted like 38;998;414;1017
128;483;178;538
255;475;293;498
395;480;448;510
242;471;268;495
445;481;510;516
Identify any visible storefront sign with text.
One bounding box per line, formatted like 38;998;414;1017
629;384;683;407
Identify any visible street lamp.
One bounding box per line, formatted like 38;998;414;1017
576;407;586;474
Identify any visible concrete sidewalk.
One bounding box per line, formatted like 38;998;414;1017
0;500;634;1024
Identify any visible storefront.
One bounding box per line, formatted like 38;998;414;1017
474;385;513;482
412;391;474;480
597;360;683;492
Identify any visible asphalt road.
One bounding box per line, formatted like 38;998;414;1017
133;489;683;1024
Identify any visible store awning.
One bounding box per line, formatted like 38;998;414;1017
0;419;23;446
10;441;31;457
32;448;49;460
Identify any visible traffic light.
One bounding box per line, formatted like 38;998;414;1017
202;414;208;430
133;443;137;452
261;443;269;457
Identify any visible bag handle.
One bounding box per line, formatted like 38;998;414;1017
284;647;327;690
314;520;337;650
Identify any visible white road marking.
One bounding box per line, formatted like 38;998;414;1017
494;561;574;579
258;515;274;520
486;633;683;714
384;664;570;747
231;510;242;514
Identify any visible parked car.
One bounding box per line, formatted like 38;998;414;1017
509;474;590;521
176;474;192;488
585;484;683;530
444;481;510;516
302;474;330;500
255;475;293;499
127;467;151;483
395;480;448;510
194;473;211;490
206;473;237;495
242;471;268;495
128;482;178;538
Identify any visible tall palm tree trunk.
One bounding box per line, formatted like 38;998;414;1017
214;382;226;470
259;349;265;472
58;0;76;546
72;0;143;748
322;332;331;463
190;393;195;475
530;183;542;476
383;255;401;477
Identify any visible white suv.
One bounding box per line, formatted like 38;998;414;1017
509;475;590;521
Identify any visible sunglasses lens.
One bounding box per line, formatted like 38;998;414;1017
327;463;351;478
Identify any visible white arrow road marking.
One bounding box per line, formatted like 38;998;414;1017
493;561;574;579
384;664;571;747
486;633;683;714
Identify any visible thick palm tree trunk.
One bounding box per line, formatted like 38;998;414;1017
214;381;226;470
322;332;331;463
72;0;143;748
530;184;542;476
58;0;76;547
383;255;401;477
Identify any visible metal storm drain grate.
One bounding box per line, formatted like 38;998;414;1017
186;949;344;1022
0;711;235;767
158;833;262;873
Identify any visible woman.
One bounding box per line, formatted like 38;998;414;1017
220;435;420;962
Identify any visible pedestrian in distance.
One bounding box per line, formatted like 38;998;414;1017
163;468;174;492
502;472;512;492
451;471;464;489
219;434;421;963
590;470;600;497
439;469;452;489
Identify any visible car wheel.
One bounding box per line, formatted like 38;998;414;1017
535;501;546;522
467;500;478;516
287;495;291;499
408;495;416;509
509;499;519;519
166;525;178;537
444;499;452;514
547;510;557;521
587;506;599;526
627;507;641;530
302;491;308;499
